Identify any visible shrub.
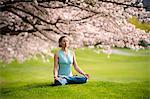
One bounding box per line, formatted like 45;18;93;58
138;39;150;47
128;16;150;33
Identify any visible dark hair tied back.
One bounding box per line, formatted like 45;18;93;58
58;36;67;47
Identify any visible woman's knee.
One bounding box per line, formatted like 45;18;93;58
67;76;88;84
54;77;68;86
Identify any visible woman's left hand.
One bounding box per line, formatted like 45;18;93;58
84;74;90;79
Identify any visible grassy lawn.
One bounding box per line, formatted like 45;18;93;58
0;48;150;99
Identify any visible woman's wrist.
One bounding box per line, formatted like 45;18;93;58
83;73;87;76
83;73;90;79
81;72;86;75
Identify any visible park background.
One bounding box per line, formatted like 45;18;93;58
0;0;150;99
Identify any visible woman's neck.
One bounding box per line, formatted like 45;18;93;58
61;47;68;52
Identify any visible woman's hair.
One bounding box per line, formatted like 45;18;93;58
58;36;68;47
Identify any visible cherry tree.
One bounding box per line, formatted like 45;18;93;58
0;0;149;63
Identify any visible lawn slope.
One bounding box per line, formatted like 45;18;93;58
0;48;150;99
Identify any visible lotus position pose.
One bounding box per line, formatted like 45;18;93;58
53;36;89;85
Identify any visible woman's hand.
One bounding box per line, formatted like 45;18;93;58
54;76;59;80
84;74;90;79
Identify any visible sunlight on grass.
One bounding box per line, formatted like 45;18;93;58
128;16;150;32
0;48;150;98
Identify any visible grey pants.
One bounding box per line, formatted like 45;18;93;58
54;75;87;86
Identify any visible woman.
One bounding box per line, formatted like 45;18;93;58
53;36;89;85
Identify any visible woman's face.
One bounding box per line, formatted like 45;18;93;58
60;37;69;48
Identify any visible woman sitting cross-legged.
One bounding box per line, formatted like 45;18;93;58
53;36;90;86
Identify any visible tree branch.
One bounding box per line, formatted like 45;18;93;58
38;3;67;9
6;8;57;42
98;0;144;8
10;6;55;25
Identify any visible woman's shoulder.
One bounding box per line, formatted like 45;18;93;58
54;49;61;56
69;49;75;56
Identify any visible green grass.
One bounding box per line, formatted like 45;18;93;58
128;16;150;32
0;48;150;99
113;47;150;56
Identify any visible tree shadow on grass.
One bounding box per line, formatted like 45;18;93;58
1;82;56;95
23;82;56;88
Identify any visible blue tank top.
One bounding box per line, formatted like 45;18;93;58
58;49;73;76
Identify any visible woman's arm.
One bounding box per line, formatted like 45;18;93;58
53;52;59;80
72;51;89;79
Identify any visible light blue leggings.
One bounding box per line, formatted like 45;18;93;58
54;75;87;86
